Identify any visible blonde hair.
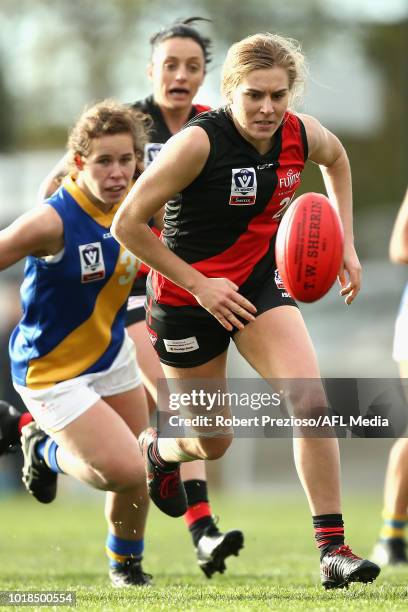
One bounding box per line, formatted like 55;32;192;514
67;99;150;170
221;33;307;108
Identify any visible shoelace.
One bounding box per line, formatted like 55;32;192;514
159;471;181;499
328;545;361;560
322;545;363;580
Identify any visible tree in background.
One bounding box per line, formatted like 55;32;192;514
0;53;15;151
0;0;406;210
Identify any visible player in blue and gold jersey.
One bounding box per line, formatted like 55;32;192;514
0;100;152;587
10;18;244;579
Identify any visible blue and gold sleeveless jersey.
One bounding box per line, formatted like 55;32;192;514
9;176;140;389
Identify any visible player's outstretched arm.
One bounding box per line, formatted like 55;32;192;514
0;206;63;270
112;126;256;331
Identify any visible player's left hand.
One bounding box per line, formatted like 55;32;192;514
337;242;362;305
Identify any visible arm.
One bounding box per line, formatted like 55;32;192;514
112;126;256;330
300;113;361;305
37;153;69;202
152;206;165;231
0;206;64;270
389;188;408;264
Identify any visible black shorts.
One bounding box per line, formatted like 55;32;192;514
146;271;298;368
125;295;146;327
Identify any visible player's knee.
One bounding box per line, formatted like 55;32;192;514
92;461;142;492
288;387;328;420
198;434;233;460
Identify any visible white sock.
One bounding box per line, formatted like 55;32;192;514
157;437;196;463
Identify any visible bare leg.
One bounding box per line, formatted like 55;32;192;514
372;361;408;565
49;390;147;493
383;440;408;517
234;306;341;515
129;320;243;577
103;385;150;540
127;320;211;478
383;361;408;516
159;350;233;461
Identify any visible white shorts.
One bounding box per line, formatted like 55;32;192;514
127;295;146;311
393;286;408;362
14;334;142;433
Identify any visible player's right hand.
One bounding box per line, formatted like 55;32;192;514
193;277;257;331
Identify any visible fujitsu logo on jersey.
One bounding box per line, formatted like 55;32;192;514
279;168;301;189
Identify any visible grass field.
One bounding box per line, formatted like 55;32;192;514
1;490;408;611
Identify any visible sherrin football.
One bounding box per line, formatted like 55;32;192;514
275;192;344;303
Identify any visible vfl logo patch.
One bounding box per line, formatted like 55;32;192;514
79;242;105;283
229;168;257;206
144;143;163;167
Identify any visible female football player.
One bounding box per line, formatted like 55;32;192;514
112;32;380;589
1;100;152;586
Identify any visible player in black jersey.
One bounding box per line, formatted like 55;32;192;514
0;18;244;580
113;32;380;589
124;19;244;577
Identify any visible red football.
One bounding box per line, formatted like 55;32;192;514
275;192;344;303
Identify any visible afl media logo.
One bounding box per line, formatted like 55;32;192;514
229;168;257;205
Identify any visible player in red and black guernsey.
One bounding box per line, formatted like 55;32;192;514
113;33;380;589
0;18;244;580
145;106;304;327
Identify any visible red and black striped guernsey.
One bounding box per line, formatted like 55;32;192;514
149;107;308;307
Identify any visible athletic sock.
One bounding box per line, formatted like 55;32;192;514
379;511;408;541
106;533;144;568
156;436;196;463
35;437;65;474
18;412;34;436
313;514;345;559
148;438;179;472
183;480;215;546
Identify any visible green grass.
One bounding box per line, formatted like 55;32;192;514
1;491;408;610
